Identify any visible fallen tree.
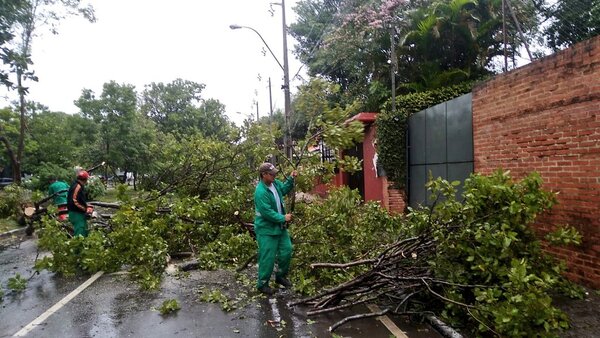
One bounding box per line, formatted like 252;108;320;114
292;171;583;337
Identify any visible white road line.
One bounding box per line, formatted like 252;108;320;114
13;271;104;337
366;304;409;338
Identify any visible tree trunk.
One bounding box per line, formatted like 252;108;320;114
15;68;26;184
0;134;19;181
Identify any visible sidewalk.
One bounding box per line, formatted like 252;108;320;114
556;287;600;338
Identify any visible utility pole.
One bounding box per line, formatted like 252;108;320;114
281;0;292;159
268;77;273;117
256;100;259;121
390;26;397;113
502;0;508;72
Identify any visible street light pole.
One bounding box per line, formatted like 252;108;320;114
230;0;292;159
229;25;284;71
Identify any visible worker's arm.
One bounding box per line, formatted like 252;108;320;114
71;184;87;212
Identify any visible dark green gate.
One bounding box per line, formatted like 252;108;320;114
407;93;473;207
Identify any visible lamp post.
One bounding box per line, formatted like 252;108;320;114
229;25;283;71
230;1;292;158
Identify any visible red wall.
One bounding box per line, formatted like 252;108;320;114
472;36;600;288
362;123;385;203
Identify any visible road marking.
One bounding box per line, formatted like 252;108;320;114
13;271;104;337
366;304;409;338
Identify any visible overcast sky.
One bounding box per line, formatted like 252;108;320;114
1;0;306;125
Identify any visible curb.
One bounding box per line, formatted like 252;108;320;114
0;227;26;239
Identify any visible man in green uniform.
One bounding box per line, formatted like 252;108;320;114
254;162;297;295
48;177;70;221
67;170;91;237
48;177;69;206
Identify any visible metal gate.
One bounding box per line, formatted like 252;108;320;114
407;93;473;207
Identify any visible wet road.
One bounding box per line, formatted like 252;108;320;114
1;237;441;338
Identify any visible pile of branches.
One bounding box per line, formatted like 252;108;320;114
292;227;469;333
292;171;582;337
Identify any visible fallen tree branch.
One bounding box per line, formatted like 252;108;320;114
310;259;376;269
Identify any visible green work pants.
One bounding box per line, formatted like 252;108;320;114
256;231;293;289
68;211;88;237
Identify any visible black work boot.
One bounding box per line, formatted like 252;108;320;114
275;276;292;289
258;285;276;295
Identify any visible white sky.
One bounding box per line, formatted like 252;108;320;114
1;0;307;125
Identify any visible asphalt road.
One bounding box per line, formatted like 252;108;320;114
1;236;441;338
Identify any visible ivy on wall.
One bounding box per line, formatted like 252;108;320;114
376;82;476;188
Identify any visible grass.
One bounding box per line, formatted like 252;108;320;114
95;186;142;203
0;217;20;233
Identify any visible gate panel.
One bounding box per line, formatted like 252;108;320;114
447;94;473;163
408;93;473;207
426;104;447;164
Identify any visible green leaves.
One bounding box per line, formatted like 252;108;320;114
412;170;578;337
7;273;27;292
290;186;404;294
158;299;181;315
545;226;582;246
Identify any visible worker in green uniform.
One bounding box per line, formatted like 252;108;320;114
48;177;70;221
254;162;298;295
48;177;69;206
67;170;91;237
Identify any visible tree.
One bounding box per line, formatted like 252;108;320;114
75;81;152;182
24;108;96;173
290;0;399;110
0;0;27;88
1;0;95;183
543;0;600;50
140;79;234;140
0;107;20;176
290;0;541;107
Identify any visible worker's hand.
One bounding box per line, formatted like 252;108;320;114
291;170;298;178
285;213;293;222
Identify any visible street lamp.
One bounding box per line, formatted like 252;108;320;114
230;1;292;158
229;25;284;71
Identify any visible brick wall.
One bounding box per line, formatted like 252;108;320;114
387;185;407;214
472;36;600;288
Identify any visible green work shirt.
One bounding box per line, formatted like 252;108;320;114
253;176;294;236
48;180;69;205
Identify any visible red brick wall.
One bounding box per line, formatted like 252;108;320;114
387;185;407;214
472;36;600;288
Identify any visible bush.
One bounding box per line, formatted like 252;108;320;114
290;187;404;294
85;176;106;200
411;170;578;337
0;184;30;218
24;162;72;192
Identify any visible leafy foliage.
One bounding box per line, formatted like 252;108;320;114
290;186;404;294
140;79;234;140
198;289;237;312
22;162;72;192
543;0;600;51
376;82;474;187
0;183;29;218
85;176;106;201
7;273;27;292
158;299;181;315
410;170;579;336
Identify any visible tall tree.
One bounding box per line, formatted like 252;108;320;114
140;79;234;140
543;0;600;50
2;0;95;183
0;0;27;88
290;0;540;107
75;81;151;181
